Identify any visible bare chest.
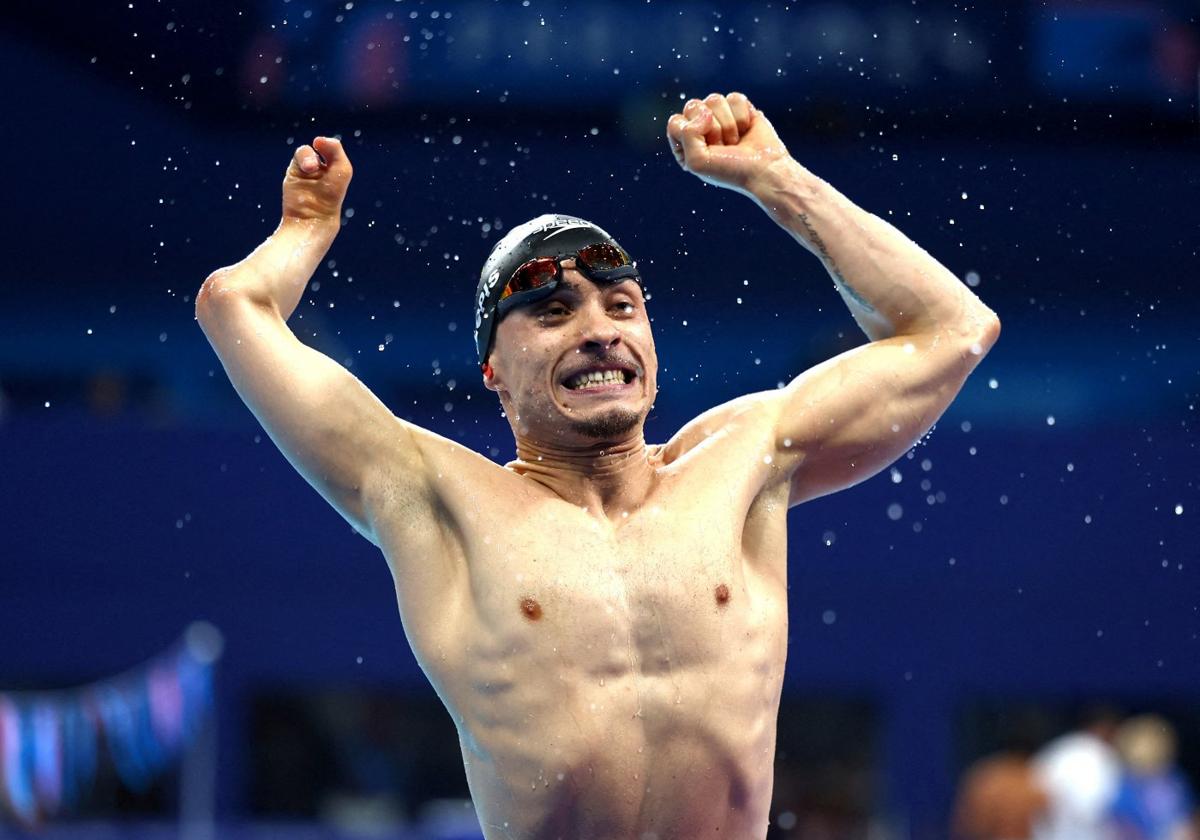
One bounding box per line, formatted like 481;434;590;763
483;509;738;657
435;469;789;698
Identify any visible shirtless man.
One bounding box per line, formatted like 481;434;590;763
196;91;1000;839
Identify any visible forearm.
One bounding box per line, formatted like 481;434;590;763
197;217;338;321
748;157;997;342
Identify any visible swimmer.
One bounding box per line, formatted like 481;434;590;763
196;91;1000;839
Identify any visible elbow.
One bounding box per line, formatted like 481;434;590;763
195;268;231;325
965;310;1000;357
196;268;262;328
979;310;1001;347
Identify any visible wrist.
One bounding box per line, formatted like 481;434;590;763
745;156;823;213
279;214;341;239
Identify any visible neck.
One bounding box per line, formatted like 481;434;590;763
507;431;658;519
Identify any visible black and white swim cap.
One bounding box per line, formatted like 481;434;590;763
473;214;639;365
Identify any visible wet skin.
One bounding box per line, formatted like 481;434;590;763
197;113;999;839
366;265;791;838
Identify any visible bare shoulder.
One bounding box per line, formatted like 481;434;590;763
364;421;519;538
659;390;782;466
362;422;525;650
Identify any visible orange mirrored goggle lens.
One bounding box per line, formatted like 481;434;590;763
499;257;559;302
576;242;630;271
498;244;633;302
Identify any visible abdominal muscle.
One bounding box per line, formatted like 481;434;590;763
459;667;780;840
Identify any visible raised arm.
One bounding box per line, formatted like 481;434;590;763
195;137;437;545
667;93;1000;506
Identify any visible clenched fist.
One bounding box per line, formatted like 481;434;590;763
282;136;353;223
666;92;789;196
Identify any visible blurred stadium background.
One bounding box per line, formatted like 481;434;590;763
0;0;1196;837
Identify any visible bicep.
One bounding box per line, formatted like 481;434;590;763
775;325;998;506
197;291;424;541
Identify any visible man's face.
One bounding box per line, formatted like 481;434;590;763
484;259;658;445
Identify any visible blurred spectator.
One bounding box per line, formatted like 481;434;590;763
1033;706;1123;840
953;752;1049;840
1108;715;1197;840
953;713;1050;840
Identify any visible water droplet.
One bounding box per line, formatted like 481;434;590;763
822;609;837;625
1175;504;1184;515
887;503;903;521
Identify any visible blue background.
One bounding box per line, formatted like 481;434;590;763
1;0;1197;836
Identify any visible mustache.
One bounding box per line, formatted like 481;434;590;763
562;350;644;378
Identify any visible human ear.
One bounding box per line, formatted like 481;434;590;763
482;360;504;393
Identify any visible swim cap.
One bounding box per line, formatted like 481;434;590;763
473;214;639;365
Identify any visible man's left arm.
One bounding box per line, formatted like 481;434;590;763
667;92;1000;506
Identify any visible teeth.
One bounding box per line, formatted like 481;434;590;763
567;369;628;390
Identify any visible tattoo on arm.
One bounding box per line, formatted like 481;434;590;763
797;213;877;313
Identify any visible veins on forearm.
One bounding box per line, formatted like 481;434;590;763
796;212;876;314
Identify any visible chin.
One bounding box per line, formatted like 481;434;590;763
566;407;643;440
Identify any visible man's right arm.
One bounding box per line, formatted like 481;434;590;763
195;137;435;548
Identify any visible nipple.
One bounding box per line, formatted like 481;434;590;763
714;583;731;606
520;596;543;621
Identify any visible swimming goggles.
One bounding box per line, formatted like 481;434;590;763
496;242;642;319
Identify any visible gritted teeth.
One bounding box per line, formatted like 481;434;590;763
563;366;635;390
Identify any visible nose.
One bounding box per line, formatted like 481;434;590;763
577;298;621;352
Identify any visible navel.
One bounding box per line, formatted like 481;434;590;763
519;596;543;621
714;583;731;606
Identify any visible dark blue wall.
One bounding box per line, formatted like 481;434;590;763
1;1;1198;833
